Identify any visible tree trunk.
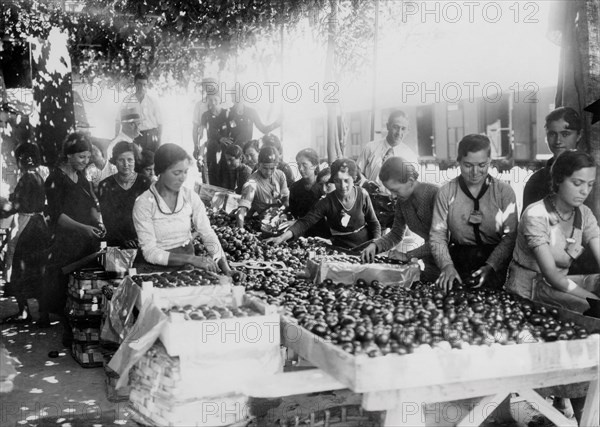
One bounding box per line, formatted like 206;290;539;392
30;28;75;166
325;0;340;163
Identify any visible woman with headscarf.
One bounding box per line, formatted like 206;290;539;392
268;158;381;249
236;146;290;229
44;132;105;336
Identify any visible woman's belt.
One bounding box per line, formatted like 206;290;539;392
330;225;366;236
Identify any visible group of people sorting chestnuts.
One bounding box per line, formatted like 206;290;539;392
0;107;598;345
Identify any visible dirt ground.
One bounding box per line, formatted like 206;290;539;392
0;297;133;426
1;294;558;427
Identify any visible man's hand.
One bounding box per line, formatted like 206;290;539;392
360;243;378;263
436;264;462;292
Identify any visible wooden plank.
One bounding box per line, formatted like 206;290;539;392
517;389;577;427
242;369;347;398
281;317;357;387
456;393;508;427
360;367;597;410
282;315;600;393
580;377;599;427
539;302;600;334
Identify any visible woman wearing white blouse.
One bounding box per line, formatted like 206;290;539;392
133;144;237;276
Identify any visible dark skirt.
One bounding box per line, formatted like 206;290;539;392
4;214;50;302
41;228;99;314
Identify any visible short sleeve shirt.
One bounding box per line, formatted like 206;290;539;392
512;199;600;274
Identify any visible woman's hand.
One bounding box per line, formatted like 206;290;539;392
265;235;285;245
236;207;247;229
123;239;139;249
360;243;378;263
471;264;494;288
436;264;462;292
192;256;218;273
81;224;102;240
229;269;247;283
219;137;233;148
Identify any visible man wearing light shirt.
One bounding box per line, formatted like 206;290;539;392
117;73;162;152
356;110;419;228
107;105;141;159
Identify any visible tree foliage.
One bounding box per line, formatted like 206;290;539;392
2;0;333;89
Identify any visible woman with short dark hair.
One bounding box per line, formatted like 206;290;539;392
430;134;518;290
506;150;599;312
361;157;440;281
98;141;150;248
133;144;240;277
522;107;583;211
288;148;330;238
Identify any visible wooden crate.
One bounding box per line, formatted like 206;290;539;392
281;316;599;393
121;274;240;309
159;295;281;357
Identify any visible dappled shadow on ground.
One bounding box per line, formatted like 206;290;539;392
1;292;131;426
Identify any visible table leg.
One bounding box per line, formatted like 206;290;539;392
456;392;508;427
383;403;426;427
580;377;599;427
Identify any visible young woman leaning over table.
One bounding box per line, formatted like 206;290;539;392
505;150;600;313
132;143;242;279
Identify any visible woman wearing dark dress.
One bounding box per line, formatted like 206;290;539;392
269;158;381;249
98;141;151;248
0;143;50;324
43;132;105;335
288;148;330;238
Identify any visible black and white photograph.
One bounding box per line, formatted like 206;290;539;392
0;1;599;426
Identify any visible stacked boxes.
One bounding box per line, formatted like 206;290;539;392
127;294;281;426
67;270;121;368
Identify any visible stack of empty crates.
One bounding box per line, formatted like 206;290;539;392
66;269;121;368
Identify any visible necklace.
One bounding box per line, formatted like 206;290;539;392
550;197;574;221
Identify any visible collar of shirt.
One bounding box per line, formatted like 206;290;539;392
149;183;186;214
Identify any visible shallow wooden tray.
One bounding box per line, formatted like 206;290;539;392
281;315;599;393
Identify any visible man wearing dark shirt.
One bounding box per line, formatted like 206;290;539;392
361;157;439;281
196;93;229;185
225;101;280;147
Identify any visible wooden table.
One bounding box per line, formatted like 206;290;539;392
244;325;599;427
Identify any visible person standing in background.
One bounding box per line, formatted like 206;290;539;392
356;110;419;229
116;73;162;153
522;107;583;211
192;77;219;148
